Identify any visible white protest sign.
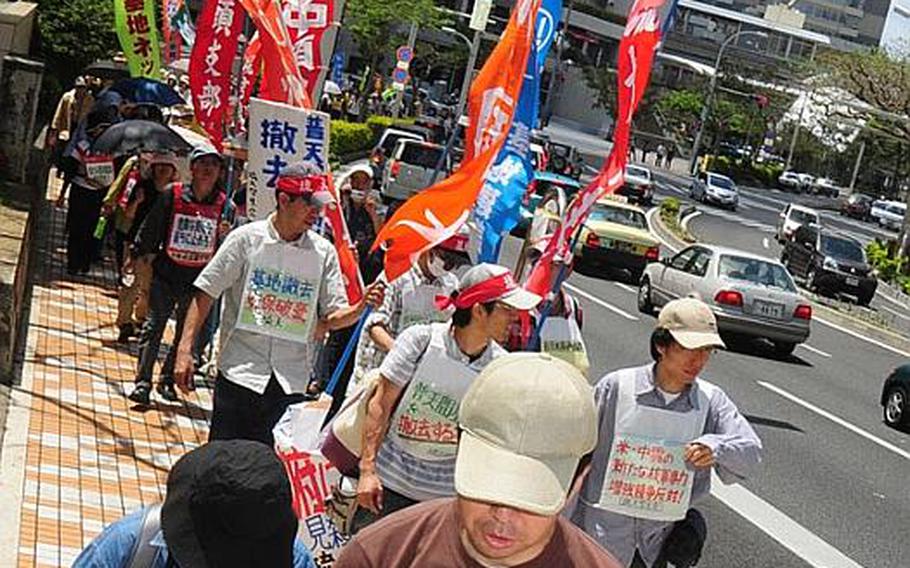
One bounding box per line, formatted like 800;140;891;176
247;98;330;220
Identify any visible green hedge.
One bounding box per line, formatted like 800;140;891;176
329;120;374;160
365;116;415;145
866;239;910;294
703;155;784;188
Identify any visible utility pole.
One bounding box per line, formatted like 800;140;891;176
392;23;418;119
785;88;810;172
848;139;865;195
455;31;482;121
542;0;574;126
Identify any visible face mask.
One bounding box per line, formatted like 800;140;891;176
427;253;448;278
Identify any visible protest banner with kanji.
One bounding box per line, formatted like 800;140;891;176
597;433;695;521
189;0;246;149
114;0;162;78
282;0;334;99
274;411;349;567
247;98;329;220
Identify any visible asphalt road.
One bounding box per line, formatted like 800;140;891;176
498;173;910;567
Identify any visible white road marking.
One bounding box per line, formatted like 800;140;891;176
762;237;770;249
680;211;701;233
877;291;910;310
710;471;865;568
813;315;910;358
613;282;636;293
797;343;831;358
758;380;910;461
879;304;910;321
564;283;639;321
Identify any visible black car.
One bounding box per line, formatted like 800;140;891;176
781;224;877;305
881;364;910;428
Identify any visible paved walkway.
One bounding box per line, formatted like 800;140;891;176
0;183;213;567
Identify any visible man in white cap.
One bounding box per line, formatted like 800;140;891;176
353;263;541;532
572;298;762;567
336;353;621;567
172;164;384;447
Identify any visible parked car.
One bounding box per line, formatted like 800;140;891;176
778;171;813;193
776;204;820;243
840;193;873;220
869;199;897;225
547;142;583;179
574;197;660;282
618;164;654;205
811;177;841;198
881;364;910;428
780;224;877;305
878;202;906;231
380;139;449;202
690;172;739;211
638;244;812;356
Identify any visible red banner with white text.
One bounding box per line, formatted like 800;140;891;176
189;0;246;149
372;0;541;281
526;0;666;297
282;0;333;100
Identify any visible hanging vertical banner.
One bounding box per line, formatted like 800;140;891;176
372;0;541;282
526;0;667;297
161;0;174;64
113;0;162;78
239;0;313;108
282;0;334;100
229;32;264;133
247;97;363;302
189;0;246;149
172;2;196;48
474;0;562;262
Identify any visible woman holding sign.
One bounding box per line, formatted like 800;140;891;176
571;298;762;568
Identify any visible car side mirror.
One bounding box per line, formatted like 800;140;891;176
660;257;671;266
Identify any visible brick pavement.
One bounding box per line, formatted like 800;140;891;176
1;189;214;567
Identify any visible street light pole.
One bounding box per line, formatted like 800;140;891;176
442;26;480;120
688;30;768;174
542;0;575;126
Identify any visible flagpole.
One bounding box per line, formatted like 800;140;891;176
527;230;579;351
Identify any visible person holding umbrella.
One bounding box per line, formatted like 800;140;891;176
127;144;228;406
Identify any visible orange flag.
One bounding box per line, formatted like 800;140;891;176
372;0;541;281
238;0;312;108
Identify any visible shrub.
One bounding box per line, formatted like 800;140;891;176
661;197;680;217
866;239;903;282
365;116;415;145
329;120;374;160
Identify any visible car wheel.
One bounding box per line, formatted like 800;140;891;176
806;268;818;292
637;278;654;315
884;386;908;427
857;292;873;307
773;341;797;357
629;268;644;284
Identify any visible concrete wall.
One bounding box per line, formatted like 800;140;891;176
552;65;614;136
0;56;43;184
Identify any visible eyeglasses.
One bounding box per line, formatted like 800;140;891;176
435;249;467;271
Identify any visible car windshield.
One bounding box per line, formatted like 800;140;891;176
399;143;443;168
820;236;865;262
718;256;796;291
627;166;649;179
381;133;419;155
708;175;734;190
791;209;818;224
588;204;647;230
886;204;906;214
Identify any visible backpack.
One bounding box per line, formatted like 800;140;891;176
126;504;162;568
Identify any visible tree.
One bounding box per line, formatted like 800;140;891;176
36;0;118;116
581;65;617;116
655;89;702;141
342;0;446;95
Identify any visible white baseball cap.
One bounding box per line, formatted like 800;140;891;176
453;263;541;311
657;297;725;349
455;353;597;515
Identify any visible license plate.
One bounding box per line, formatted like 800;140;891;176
753;300;784;319
611;241;634;252
845;276;859;287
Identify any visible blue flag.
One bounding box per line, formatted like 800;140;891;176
474;0;562;263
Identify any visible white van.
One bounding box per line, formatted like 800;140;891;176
776;203;820;243
878;202;906;231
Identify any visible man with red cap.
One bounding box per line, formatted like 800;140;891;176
172;164;385;447
353;263;541;533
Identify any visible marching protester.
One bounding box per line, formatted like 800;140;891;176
72;440;317;567
349;231;469;395
127;144;227;406
47;76;93;191
353;264;541;532
62;107;117;275
571;298;762;567
171;163;385;446
101;153;180;342
336;353;621;567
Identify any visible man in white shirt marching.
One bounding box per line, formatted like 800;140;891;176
173;164;384;446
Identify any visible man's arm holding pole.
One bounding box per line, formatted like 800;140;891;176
173;291;216;393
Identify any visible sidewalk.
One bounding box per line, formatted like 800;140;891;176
0;180;213;567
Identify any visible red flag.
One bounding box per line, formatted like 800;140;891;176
526;0;665;297
239;0;313;108
281;0;334;100
189;0;246;149
229;32;263;133
372;0;541;281
324;174;364;303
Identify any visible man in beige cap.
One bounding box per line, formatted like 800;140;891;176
572;297;762;568
353;264;541;532
336;353;621;567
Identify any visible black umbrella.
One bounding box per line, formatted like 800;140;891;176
83;59;131;81
110;78;185;106
92;120;192;156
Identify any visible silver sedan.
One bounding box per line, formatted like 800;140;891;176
638;244;812;356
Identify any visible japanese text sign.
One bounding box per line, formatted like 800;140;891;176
247;98;330;219
114;0;162;78
598;433;694;521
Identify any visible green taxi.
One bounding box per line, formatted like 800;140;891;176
573;197;660;281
